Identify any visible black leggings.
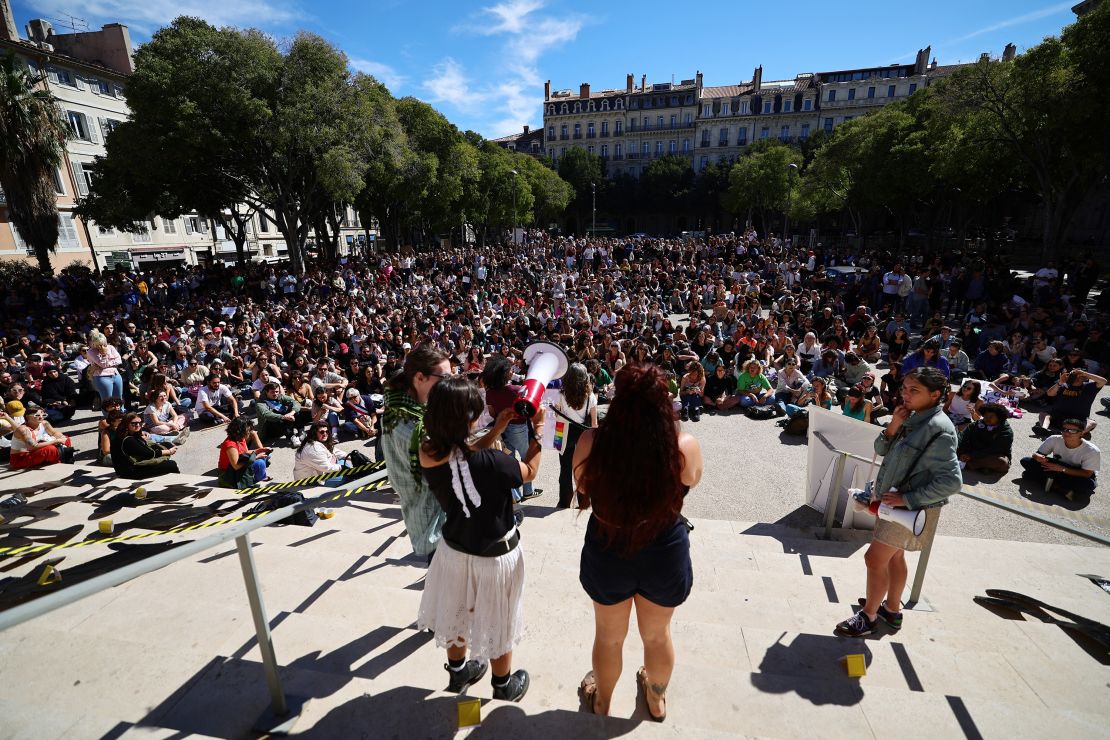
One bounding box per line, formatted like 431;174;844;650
557;424;586;508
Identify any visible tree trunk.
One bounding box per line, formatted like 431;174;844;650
34;244;54;273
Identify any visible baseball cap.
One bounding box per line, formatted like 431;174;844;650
6;400;25;416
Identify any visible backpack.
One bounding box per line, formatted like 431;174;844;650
745;405;777;420
779;410;810;436
246;491;318;527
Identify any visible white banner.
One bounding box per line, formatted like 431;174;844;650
805;407;882;530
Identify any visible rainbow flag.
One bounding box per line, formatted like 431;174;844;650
552;419;568;454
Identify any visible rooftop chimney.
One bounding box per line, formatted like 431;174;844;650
979;52;990;63
753;65;763;88
0;0;18;42
695;70;703;92
523;125;529;135
580;82;590;99
641;74;646;91
914;46;931;75
544;80;551;101
1002;43;1016;62
626;73;634;93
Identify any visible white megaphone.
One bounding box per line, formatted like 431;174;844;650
866;499;926;536
515;341;569;418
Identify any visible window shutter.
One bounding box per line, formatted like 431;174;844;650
47;67;59;84
98;118;109;138
85;114;100;143
70;159;88;196
184;219;194;235
75;74;86;91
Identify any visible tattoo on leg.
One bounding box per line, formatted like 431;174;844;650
650;681;668;697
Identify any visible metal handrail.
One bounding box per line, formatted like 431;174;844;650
0;467;390;728
810;431;1108;609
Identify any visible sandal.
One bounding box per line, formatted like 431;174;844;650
579;671;598;714
636;666;666;722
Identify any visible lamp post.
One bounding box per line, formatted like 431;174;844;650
510;169;519;245
591;182;596;237
784;162;799;246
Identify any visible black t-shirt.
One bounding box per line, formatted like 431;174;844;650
1052;381;1099;420
422;448;522;556
705;373;733;398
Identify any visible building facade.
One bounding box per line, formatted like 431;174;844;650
0;3;371;271
543;46;975;178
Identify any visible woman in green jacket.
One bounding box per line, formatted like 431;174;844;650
835;367;961;638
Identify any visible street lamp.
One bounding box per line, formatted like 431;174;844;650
784;162;799;245
591;182;596;237
510;169;519;245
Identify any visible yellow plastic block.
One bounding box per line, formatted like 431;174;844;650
458;697;481;728
843;654;866;677
98;520;114;534
37;564;62;586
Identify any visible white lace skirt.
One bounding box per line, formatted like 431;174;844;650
416;541;525;662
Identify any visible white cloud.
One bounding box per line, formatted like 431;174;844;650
422;58;489;110
437;1;587;137
349;58;406;91
25;0;303;36
948;1;1073;44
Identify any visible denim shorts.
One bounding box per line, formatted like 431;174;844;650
580;516;693;608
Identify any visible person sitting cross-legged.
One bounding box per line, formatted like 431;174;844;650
956;403;1013;474
1020;418;1100;501
735;359;775;411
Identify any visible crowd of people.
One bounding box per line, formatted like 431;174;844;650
0;228;1105;710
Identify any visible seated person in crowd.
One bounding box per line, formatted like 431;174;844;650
972;340;1009;381
1029;358;1065;404
39;365;78;423
293;420;354;482
957;404;1013;474
256;381;311;445
902;338;951;378
842;352;872;387
343;387;379;439
9;405;73;468
197;373;239;424
703;363;740;414
110;411;180;478
217;417;270;489
1020;418;1100;500
735;359;775;410
944;340;970;384
841;386;872;423
1035;368;1106;434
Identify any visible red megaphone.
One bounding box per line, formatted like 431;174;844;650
514;341;569;418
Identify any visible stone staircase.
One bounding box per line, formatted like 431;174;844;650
1;466;1109;738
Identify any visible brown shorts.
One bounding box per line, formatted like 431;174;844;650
873;505;941;552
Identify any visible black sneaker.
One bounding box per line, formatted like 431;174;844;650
520;489;543;502
492;669;530;702
857;598;902;631
834;611;876;638
445;660;487;693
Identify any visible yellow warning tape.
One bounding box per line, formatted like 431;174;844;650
236;460;386;495
0;476;393;558
963;483;1110;530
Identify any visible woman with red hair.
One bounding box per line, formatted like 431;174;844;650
573;364;703;720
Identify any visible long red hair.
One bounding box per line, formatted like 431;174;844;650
577;364;685;556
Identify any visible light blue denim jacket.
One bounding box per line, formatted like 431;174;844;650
874;404;962;509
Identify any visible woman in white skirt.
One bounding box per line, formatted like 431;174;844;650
417;375;544;701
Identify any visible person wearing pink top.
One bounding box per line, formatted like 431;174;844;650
85;331;124;403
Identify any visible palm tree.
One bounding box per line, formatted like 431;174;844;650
0;52;70;272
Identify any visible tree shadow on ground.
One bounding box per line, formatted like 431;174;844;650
750;632;871;706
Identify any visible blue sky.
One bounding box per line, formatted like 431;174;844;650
12;0;1081;138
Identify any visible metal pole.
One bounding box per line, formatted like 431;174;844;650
823;452;848;539
906;536;934;608
592;182;596;236
236;533;288;716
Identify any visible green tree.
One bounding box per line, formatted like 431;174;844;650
692;160;731;231
723;141;800;231
557;148;604;234
641;155;694;231
465;142;536;245
0;52;70;272
930;5;1110;258
515;154;573;229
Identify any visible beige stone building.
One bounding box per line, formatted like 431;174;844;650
0;1;371;271
544;46;981;178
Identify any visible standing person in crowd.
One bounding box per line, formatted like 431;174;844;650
574;364;704;719
482;355;541;502
551;362;598;509
1020;419;1100;500
382;345;452;560
216;417;270;489
416;376;543;701
957;404;1013;474
85;330;124;406
110;412;180;478
9;405;74;468
835;367;961;637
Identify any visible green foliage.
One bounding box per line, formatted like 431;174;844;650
0;52;69;272
723;141;800;221
641;155;694;213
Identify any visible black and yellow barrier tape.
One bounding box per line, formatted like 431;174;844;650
236;460;386;495
0;475;392;558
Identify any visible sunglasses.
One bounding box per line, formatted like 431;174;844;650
1062;428;1083;435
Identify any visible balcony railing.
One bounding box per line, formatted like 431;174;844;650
586;132;596;139
717;140;729;147
612;130;623;137
560;134;569;140
700;140;711;148
612;154;624;160
627;152;640;159
599;131;609;138
572;133;582;139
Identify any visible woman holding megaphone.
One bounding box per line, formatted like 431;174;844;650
835;366;962;638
